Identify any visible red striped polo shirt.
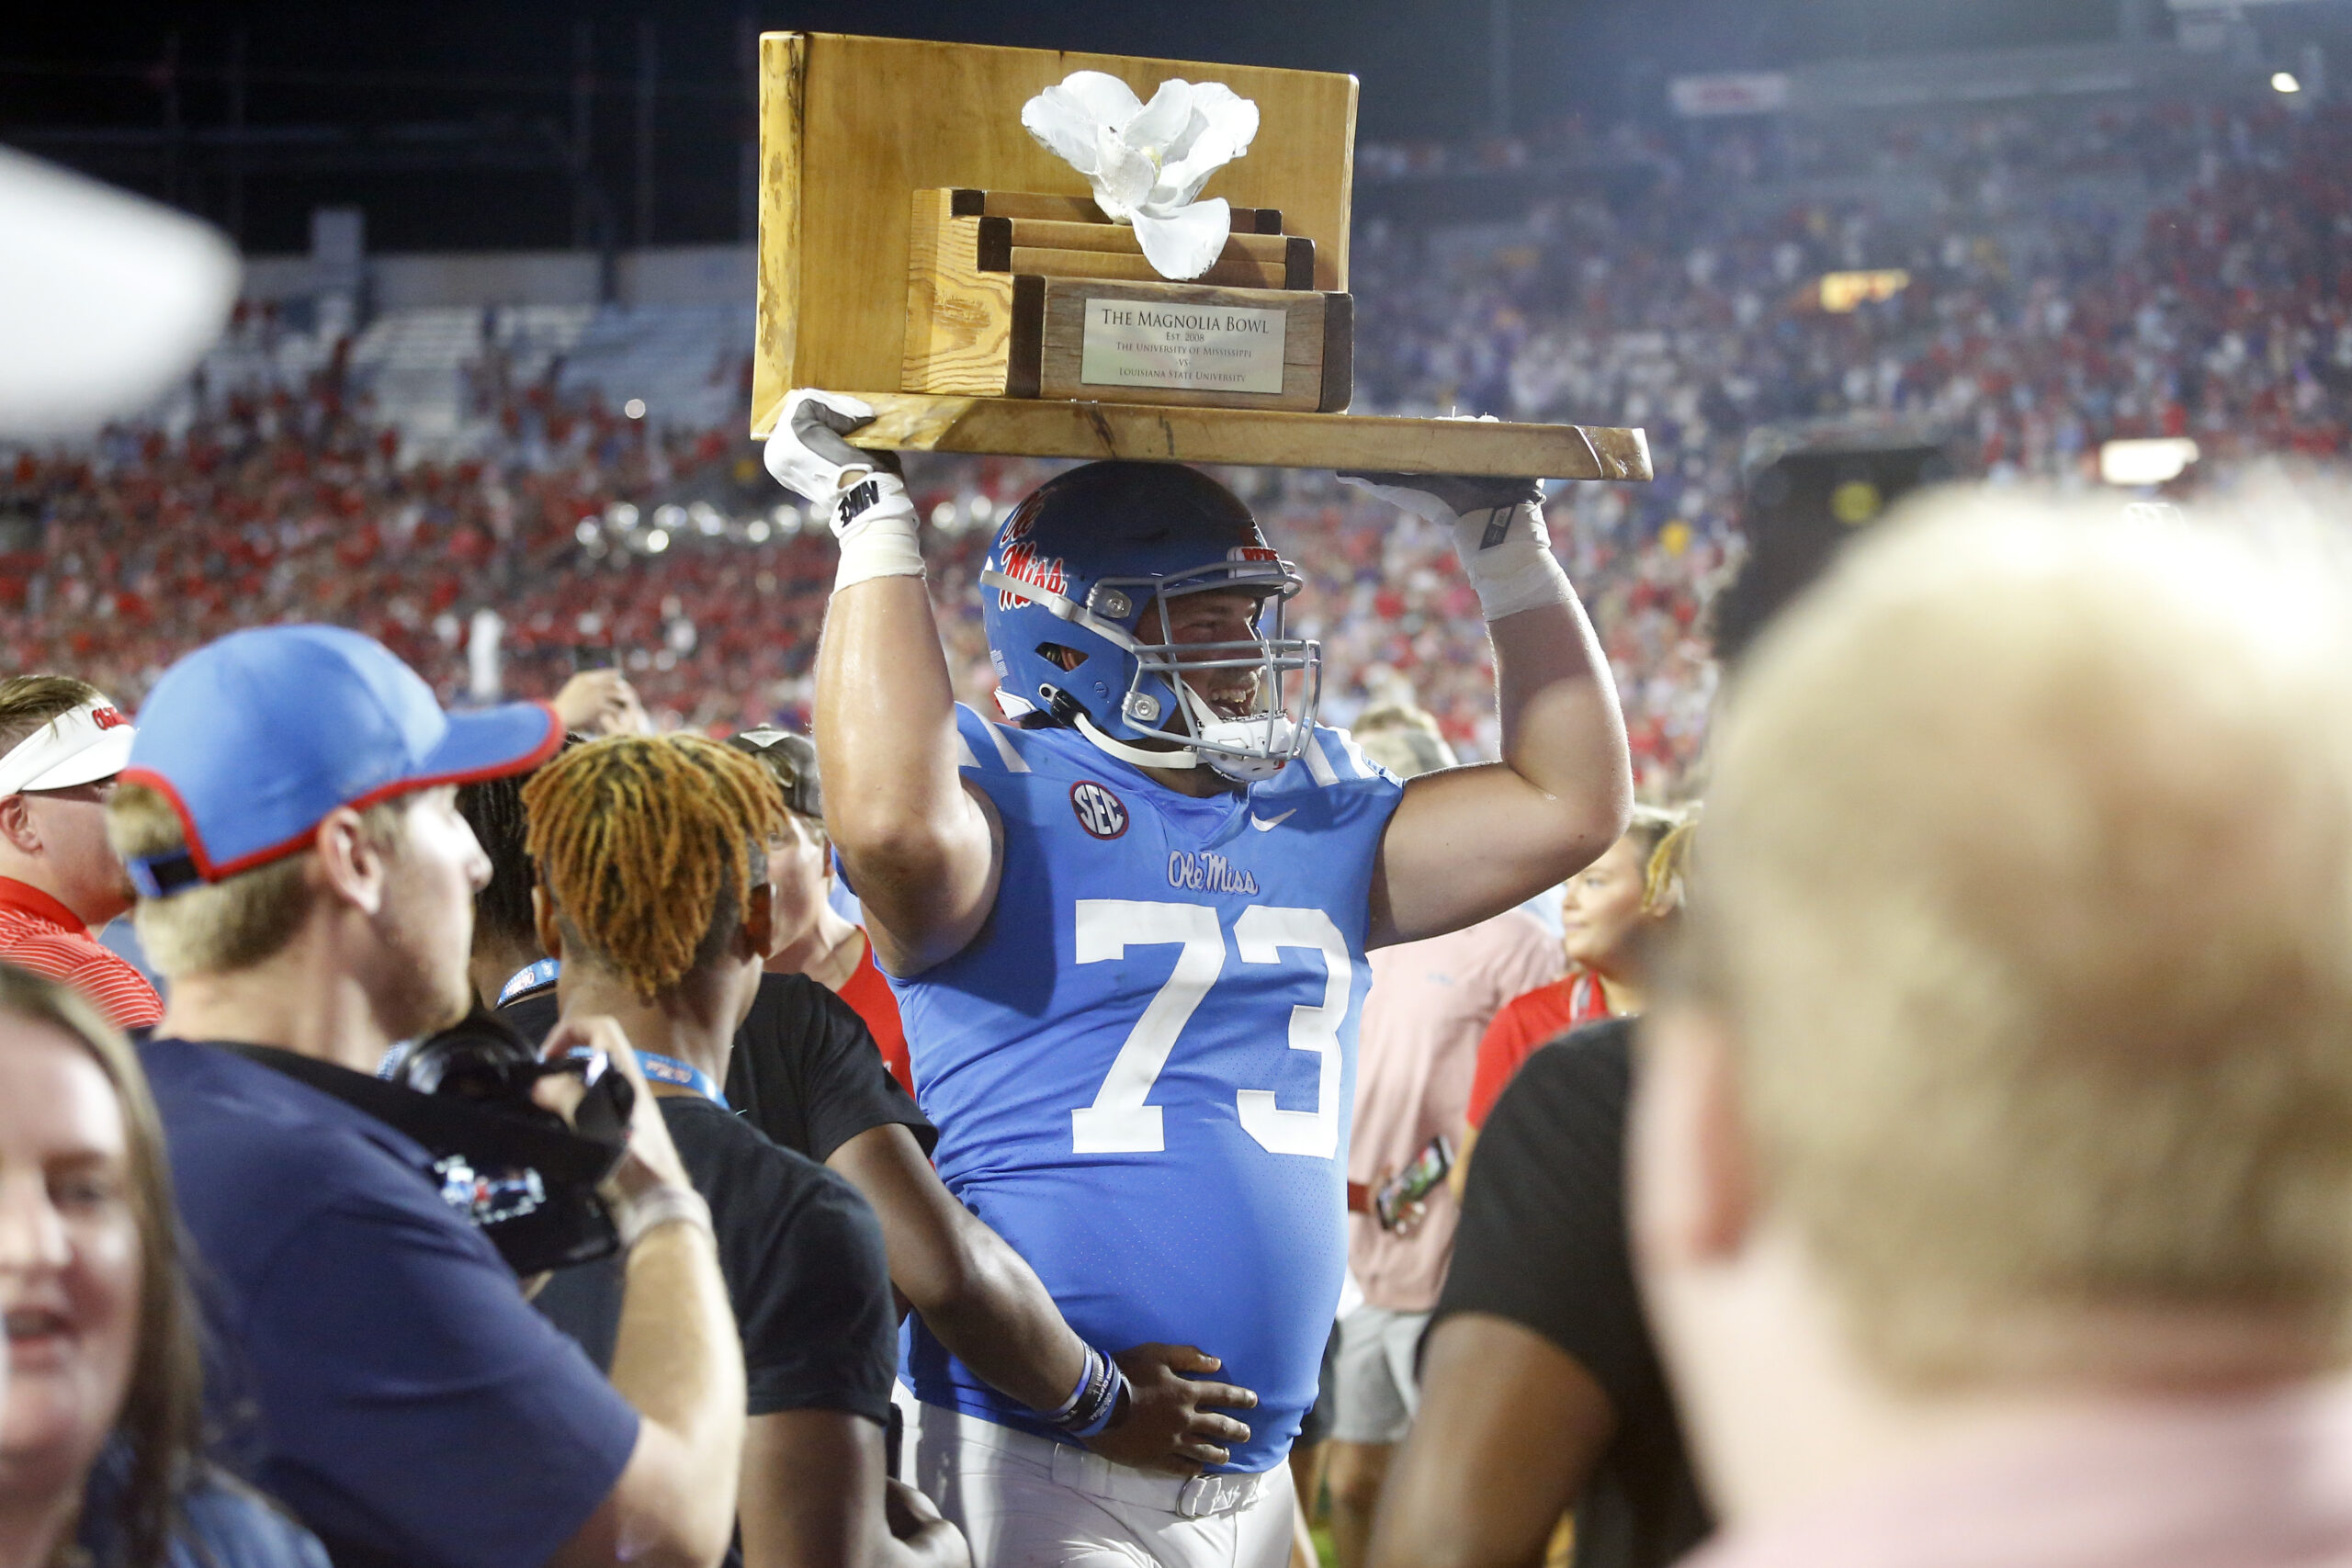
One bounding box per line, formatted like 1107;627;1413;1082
0;876;163;1031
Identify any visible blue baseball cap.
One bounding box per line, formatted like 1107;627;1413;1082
120;624;561;896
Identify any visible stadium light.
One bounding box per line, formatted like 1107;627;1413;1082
1818;269;1908;312
2098;437;2199;487
2273;71;2301;93
645;528;672;553
624;398;648;418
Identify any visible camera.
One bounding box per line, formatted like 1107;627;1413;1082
390;1010;637;1274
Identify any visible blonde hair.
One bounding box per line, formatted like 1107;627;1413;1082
0;672;106;754
1625;802;1698;915
1691;484;2352;1382
1351;703;1456;781
524;734;788;999
107;784;406;977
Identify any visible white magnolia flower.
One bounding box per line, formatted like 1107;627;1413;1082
1021;71;1261;282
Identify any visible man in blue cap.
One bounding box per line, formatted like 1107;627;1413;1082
107;623;747;1568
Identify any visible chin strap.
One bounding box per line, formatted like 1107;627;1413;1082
1073;709;1201;771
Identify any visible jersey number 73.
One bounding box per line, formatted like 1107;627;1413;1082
1069;899;1349;1159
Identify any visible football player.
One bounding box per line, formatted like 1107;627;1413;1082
767;389;1632;1568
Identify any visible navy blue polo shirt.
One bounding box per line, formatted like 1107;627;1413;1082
142;1038;639;1568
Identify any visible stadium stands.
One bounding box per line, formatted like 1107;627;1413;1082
6;93;2346;796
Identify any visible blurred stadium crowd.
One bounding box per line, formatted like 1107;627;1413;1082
6;95;2349;796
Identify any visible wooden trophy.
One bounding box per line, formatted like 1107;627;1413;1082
752;32;1650;481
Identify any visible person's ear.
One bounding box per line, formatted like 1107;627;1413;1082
1630;1003;1758;1273
312;806;389;916
741;881;774;963
532;885;565;961
0;794;39;856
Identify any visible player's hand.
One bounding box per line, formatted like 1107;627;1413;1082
763;389;905;506
1338;470;1543;523
1084;1343;1257;1476
1342;471;1568;620
551;669;649;736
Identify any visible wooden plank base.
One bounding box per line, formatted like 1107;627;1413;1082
768;393;1653;480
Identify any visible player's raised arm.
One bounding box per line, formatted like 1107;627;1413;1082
1343;474;1633;947
770;391;1002;976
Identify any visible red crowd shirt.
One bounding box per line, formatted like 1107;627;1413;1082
0;876;164;1032
833;931;913;1098
1464;968;1612;1130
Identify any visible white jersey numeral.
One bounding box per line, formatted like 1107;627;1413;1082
1070;901;1224;1154
1233;905;1348;1158
1068;899;1351;1158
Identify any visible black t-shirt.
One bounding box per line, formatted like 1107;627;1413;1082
1434;1018;1712;1568
536;1094;899;1426
500;970;934;1164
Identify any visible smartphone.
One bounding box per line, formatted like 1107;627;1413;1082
569;644;619;673
1374;1134;1453;1232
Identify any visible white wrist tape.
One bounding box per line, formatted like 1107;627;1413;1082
614;1180;714;1250
829;472;925;593
1452;502;1575;621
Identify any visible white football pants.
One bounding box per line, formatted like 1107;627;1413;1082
914;1404;1295;1568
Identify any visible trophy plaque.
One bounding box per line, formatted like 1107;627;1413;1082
753;32;1650;482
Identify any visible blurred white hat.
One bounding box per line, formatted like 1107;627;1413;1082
0;146;239;437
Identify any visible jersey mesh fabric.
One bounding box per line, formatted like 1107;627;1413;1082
0;876;161;1030
1465;970;1611;1129
894;705;1404;1474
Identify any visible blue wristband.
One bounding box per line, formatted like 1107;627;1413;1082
1043;1345;1127;1438
1043;1348;1100;1426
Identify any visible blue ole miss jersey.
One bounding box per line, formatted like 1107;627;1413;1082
895;704;1405;1474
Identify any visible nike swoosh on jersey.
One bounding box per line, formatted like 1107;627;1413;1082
1250;809;1298;831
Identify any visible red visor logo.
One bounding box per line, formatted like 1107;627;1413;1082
90;707;128;731
996;541;1069;610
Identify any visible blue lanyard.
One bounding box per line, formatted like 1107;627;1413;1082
496;958;724;1109
499;958;561;1005
639;1051;729;1110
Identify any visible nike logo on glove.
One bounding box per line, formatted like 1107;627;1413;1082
1250;809;1297;831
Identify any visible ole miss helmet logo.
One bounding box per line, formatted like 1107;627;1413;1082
1069;781;1128;840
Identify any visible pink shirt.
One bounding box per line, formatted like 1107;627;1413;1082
1690;1378;2352;1568
1347;909;1559;1312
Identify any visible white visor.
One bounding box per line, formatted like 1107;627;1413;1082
0;699;138;796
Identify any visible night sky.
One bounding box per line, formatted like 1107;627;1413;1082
5;0;2128;253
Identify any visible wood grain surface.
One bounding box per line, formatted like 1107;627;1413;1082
902;187;1017;396
808;393;1654;479
755;32;1358;434
1010;245;1294;291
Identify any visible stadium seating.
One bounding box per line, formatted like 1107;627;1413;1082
6;94;2345;797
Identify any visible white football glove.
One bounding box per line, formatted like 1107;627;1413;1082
1340;470;1572;621
763;389;923;591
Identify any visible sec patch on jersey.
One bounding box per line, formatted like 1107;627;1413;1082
1069;780;1129;840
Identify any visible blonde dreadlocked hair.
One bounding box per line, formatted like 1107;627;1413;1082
523;733;789;999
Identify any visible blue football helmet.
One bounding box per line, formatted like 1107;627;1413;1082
978;462;1321;783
